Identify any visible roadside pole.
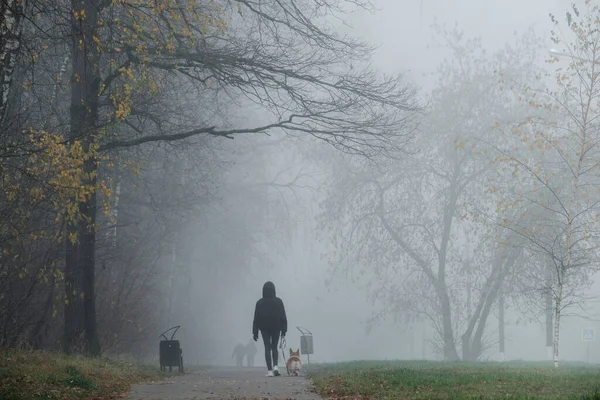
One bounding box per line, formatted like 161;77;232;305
581;327;595;363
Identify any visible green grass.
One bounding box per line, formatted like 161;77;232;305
308;360;600;399
0;349;164;400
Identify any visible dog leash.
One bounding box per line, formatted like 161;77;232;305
279;334;287;370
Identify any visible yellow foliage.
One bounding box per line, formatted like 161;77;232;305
0;0;229;279
93;0;229;121
1;129;115;251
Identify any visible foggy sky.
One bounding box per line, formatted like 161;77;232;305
182;0;600;367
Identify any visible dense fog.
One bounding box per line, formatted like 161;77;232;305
177;0;600;366
2;0;600;369
180;131;600;366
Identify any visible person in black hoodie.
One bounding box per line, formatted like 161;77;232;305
252;281;287;377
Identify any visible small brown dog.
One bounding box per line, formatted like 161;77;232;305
286;348;302;376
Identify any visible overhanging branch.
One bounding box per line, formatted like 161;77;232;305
98;116;297;152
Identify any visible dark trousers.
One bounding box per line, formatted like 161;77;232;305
260;330;280;370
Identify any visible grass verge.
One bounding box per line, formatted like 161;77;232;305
308;360;600;399
0;349;164;400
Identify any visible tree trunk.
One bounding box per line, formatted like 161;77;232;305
110;165;121;248
553;282;562;369
498;286;505;361
409;326;414;359
0;0;24;127
545;263;553;361
545;291;553;360
462;259;473;361
436;163;462;362
438;204;459;360
82;154;100;356
461;254;502;361
421;321;426;359
64;221;86;353
64;0;101;356
466;260;472;322
462;249;519;361
461;334;470;361
166;240;176;324
65;151;100;356
438;286;459;361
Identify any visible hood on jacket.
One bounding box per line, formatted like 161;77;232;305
262;281;276;298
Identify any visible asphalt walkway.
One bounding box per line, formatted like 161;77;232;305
127;366;323;400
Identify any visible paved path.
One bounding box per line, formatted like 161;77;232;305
127;367;323;400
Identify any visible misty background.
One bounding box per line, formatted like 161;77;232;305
3;0;600;368
179;0;599;366
185;0;600;366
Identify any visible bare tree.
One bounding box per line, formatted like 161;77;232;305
2;0;421;354
5;0;430;355
319;26;540;361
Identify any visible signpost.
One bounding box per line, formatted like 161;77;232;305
581;328;595;364
296;326;313;372
582;328;595;342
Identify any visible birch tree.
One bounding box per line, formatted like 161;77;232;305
494;2;600;368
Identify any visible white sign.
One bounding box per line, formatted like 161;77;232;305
582;328;596;342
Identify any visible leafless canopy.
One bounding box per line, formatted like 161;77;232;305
100;0;422;159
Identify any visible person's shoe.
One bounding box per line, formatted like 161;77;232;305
266;370;274;377
273;366;280;376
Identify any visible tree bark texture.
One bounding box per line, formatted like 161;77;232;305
0;0;24;127
64;0;101;356
553;283;562;369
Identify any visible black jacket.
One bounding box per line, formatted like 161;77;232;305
252;281;287;336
